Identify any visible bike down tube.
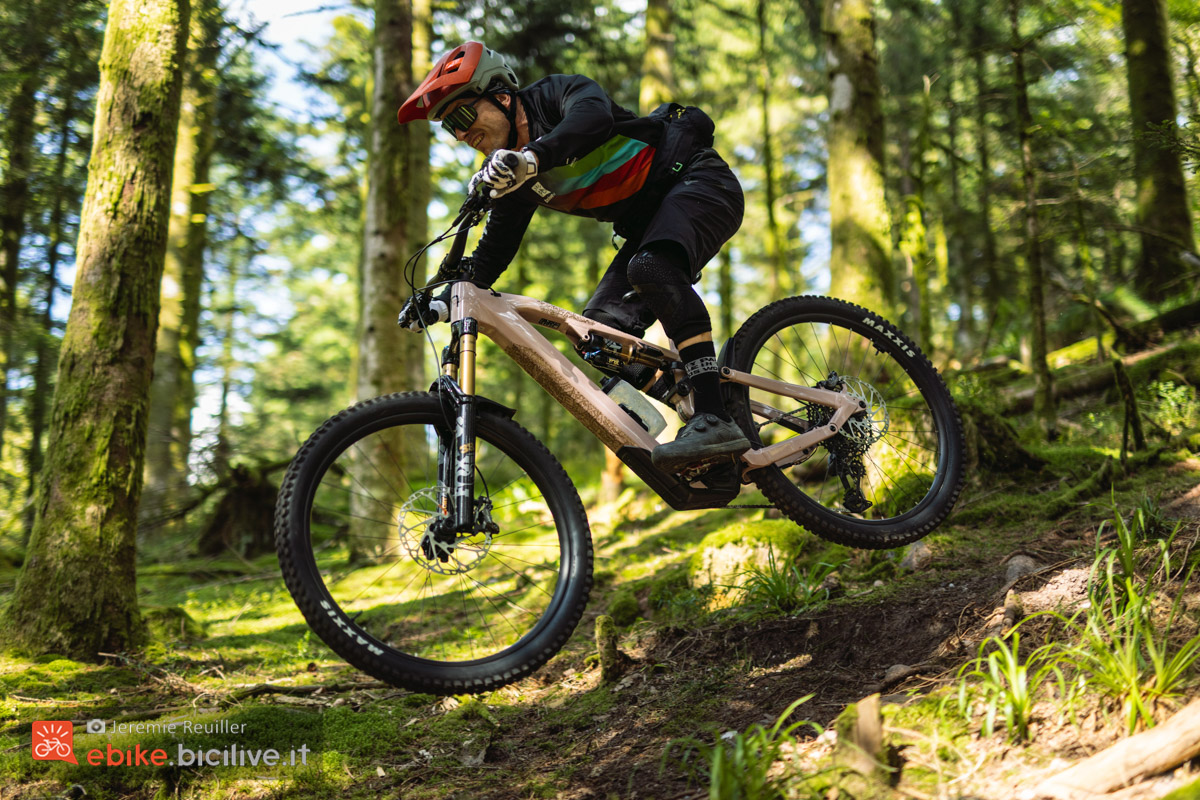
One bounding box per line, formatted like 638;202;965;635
451;283;661;455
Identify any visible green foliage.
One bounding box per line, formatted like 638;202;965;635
956;493;1200;743
664;696;820;800
733;548;842;614
1144;381;1199;436
956;632;1063;742
1052;506;1200;733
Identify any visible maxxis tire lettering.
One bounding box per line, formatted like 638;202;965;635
274;392;592;695
729;296;964;549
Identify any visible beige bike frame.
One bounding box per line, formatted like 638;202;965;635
447;281;863;472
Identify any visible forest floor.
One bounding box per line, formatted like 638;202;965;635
3;339;1200;799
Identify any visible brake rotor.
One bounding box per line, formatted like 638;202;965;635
398;486;491;575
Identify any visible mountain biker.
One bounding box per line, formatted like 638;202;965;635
397;41;749;473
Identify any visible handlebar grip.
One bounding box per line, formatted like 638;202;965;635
500;151;521;169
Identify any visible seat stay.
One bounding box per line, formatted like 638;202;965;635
721;366;863;470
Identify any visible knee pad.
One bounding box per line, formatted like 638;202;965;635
582;304;653;338
627;246;711;343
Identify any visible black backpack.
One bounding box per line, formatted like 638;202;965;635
613;102;716;241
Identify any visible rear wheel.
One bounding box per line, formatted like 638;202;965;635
274;392;592;694
724;296;963;549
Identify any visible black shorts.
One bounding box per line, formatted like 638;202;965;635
583;149;744;336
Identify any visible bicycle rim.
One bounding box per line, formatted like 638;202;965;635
291;400;578;669
729;297;961;537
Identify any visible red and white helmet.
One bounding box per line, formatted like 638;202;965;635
397;42;519;124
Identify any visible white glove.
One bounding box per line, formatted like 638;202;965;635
472;149;539;198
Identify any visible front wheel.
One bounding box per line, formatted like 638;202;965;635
274;392;592;694
725;296;964;549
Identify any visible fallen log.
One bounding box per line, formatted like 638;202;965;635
1031;698;1200;799
999;342;1185;415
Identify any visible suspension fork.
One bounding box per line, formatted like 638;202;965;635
436;318;480;531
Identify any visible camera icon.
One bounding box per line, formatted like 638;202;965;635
86;719;106;734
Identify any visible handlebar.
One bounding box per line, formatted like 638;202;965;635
432;151;524;285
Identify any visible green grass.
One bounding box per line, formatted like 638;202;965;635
1;366;1197;799
664;696;821;800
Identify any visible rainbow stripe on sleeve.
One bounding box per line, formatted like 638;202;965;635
536;136;656;213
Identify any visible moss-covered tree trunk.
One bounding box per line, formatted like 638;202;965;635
143;0;220;531
350;0;430;562
823;0;895;315
1009;0;1055;440
639;0;674;115
1121;0;1196;300
2;0;190;658
598;0;680;507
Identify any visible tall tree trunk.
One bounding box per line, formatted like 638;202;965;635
640;0;675;114
350;0;431;563
758;0;790;301
600;0;680;508
1177;35;1200;120
1070;150;1104;361
899;79;934;353
1010;0;1055;439
212;231;244;480
0;69;43;462
1121;0;1196;299
943;54;974;351
971;2;1001;351
717;248;734;341
3;0;190;658
24;93;77;540
143;0;221;533
823;0;895;313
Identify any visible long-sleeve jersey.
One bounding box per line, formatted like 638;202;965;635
470;75;667;286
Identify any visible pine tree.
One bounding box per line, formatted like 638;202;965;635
2;0;190;657
823;0;895;313
349;0;431;562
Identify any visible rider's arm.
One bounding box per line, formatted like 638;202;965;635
522;75;615;170
469;198;538;287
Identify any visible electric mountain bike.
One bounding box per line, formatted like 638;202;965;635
274;176;965;695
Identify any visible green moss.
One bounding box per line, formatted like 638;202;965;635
607;588;640;627
0;656;141;701
688;520;807;579
1162;776;1200;800
144;605;208;642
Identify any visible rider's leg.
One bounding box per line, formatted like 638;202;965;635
626;243;749;471
582;241;660;389
582;240;656;339
625;243;726;418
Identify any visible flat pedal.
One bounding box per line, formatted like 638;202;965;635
679;455;739;484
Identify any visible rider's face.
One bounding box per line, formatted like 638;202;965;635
442;94;511;155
